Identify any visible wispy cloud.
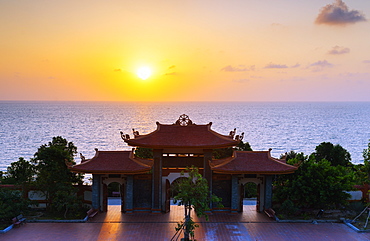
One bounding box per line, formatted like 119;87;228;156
315;0;366;25
114;68;122;72
165;65;177;75
363;60;370;64
221;65;253;72
327;46;350;55
264;63;288;69
308;60;333;72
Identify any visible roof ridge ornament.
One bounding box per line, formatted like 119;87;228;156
175;114;193;126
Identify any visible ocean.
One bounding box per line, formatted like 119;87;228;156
1;101;370;171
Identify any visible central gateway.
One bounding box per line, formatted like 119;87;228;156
71;115;296;214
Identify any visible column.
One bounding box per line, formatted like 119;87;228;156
231;175;239;213
92;174;101;210
152;149;163;213
125;175;134;213
264;175;273;210
203;149;213;212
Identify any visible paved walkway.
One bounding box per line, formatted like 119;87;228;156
2;205;370;241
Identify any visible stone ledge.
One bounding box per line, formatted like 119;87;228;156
0;224;14;234
344;220;370;233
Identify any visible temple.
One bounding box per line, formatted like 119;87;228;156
70;114;297;214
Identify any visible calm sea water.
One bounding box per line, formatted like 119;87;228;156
1;101;370;171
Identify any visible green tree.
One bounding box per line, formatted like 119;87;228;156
2;157;35;196
0;189;30;223
134;147;153;159
355;139;370;184
31;136;83;212
313;142;352;167
52;186;84;219
172;166;222;241
213;140;252;159
274;154;355;210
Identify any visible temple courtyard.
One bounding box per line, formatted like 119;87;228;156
2;201;369;241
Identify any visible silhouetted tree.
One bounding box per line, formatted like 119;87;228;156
313;142;352;167
2;157;35;196
31;136;83;212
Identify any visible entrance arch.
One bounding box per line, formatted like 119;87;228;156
102;178;125;212
162;174;190;212
239;177;263;212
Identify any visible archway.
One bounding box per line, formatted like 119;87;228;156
243;182;259;213
102;178;125;212
164;176;189;212
239;178;263;213
107;182;122;210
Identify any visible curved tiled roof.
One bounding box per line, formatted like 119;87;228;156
70;150;153;174
210;151;297;174
125;122;239;149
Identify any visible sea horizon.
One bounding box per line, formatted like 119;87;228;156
1;101;369;171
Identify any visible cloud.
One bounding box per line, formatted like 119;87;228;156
264;63;288;69
164;65;177;75
308;60;333;72
114;68;122;72
328;46;350;55
363;60;370;64
315;0;366;25
310;60;333;68
291;63;301;68
221;65;252;72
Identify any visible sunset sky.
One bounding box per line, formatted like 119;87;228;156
1;0;370;102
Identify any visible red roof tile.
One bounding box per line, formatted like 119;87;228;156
70;151;153;174
124;122;239;149
210;151;297;174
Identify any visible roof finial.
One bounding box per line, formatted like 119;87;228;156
120;131;130;140
175;114;193;126
132;128;140;137
80;153;86;163
229;128;236;138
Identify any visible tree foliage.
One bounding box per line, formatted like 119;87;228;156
3;157;35;184
134;147;153;159
313;142;352;167
31;136;83;211
0;189;31;222
355;139;370;184
213;140;252;159
52;186;84;219
274;143;356;211
172;166;222;240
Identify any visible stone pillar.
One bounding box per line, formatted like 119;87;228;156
125;175;134;213
264;175;273;210
231;175;239;213
152;149;163;213
92;174;101;210
203;149;213;211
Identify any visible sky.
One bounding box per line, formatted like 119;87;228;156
1;0;370;102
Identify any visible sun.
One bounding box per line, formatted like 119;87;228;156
136;66;152;80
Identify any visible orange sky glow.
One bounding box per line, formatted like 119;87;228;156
1;0;370;102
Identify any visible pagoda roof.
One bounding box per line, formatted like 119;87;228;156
70;150;153;174
210;150;297;174
123;114;240;149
